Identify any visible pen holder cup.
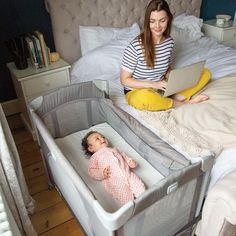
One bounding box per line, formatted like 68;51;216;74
13;53;28;70
6;35;28;70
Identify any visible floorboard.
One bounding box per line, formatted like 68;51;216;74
27;174;49;195
33;189;63;213
40;219;84;236
31;201;74;234
6;114;85;236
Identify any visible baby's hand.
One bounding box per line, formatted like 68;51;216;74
103;166;111;179
129;160;137;168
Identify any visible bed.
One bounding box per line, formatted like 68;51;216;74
44;0;236;235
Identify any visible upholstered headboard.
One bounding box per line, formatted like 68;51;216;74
45;0;202;64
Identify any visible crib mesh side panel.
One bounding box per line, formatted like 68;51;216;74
95;100;189;171
37;81;105;116
38;100;189;174
40;99;106;138
54;99;177;174
117;170;203;236
34;82;189;169
35;82;105;138
98;100;190;168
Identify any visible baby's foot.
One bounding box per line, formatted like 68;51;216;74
189;94;209;104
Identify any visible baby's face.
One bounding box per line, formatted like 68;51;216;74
87;132;108;153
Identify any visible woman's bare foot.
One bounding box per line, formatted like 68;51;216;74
188;94;209;104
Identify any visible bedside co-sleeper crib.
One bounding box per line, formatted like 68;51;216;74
29;81;214;236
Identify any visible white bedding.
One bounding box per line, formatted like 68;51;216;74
172;37;236;79
113;76;236;192
110;38;236;192
71;36;236;87
55;122;164;212
70;36;236;192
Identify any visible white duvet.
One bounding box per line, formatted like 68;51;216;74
172;37;236;79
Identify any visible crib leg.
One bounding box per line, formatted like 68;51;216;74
39;149;56;190
174;215;200;236
48;181;54;190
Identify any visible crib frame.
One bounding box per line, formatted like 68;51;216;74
29;81;213;236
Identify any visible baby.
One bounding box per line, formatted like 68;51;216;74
82;131;146;206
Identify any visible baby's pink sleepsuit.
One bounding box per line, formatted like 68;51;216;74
88;147;146;206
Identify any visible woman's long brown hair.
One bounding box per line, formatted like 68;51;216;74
139;0;173;68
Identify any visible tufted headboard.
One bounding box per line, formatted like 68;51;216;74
45;0;202;65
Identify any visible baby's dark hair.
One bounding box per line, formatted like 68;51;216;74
81;131;99;156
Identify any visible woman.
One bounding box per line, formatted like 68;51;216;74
120;0;211;111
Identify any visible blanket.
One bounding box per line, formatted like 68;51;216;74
138;76;236;160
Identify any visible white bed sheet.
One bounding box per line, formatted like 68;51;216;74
55;122;164;212
111;82;236;193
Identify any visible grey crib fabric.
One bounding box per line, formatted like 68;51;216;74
37;90;189;173
30;82;213;236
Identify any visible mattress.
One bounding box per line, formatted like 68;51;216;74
55;122;164;212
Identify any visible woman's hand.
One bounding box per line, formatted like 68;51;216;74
150;80;167;91
121;69;167;91
103;166;111;179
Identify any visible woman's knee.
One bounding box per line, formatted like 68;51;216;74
125;89;173;111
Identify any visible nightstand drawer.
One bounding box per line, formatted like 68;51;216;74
23;70;68;97
223;39;236;48
222;29;236;41
203;20;236;48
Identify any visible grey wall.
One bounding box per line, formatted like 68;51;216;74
0;0;54;102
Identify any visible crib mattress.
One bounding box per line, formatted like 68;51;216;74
55;122;164;211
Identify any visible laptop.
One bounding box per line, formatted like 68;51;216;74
162;60;206;97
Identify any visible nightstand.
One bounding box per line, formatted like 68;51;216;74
7;58;71;137
202;20;236;48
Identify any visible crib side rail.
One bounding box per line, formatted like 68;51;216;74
31;110;136;235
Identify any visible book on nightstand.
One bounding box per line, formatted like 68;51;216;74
25;36;39;69
25;31;51;68
34;30;50;67
27;34;43;68
32;35;44;67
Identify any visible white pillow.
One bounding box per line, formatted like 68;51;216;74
171;25;197;44
172;14;203;41
71;25;140;83
79;22;140;56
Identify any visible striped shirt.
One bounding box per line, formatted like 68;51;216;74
121;36;174;90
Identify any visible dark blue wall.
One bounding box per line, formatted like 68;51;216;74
0;0;54;102
201;0;236;20
1;0;236;102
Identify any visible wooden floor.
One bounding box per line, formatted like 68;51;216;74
7;114;85;236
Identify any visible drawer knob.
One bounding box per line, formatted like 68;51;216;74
45;82;51;87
